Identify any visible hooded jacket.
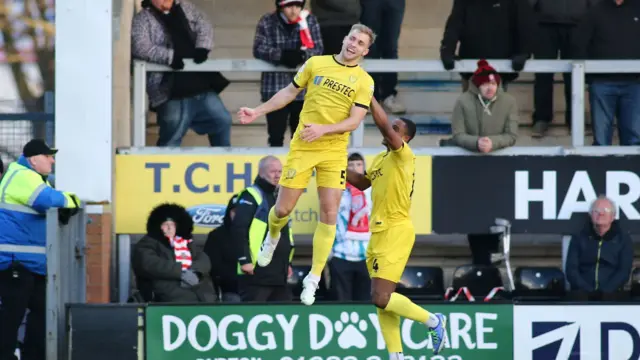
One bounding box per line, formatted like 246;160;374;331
450;80;519;152
566;221;633;293
132;203;216;303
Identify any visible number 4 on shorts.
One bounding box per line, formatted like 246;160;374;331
372;258;379;272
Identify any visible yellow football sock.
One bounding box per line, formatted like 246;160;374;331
310;222;336;276
377;308;403;353
384;292;431;324
268;207;289;239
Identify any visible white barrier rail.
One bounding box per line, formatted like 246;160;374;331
132;59;640;148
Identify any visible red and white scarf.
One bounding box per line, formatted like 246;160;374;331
345;183;370;241
169;236;193;270
279;8;315;49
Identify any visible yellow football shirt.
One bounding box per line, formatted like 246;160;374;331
290;55;375;150
367;142;416;233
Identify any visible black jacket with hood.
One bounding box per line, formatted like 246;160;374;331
440;0;536;82
566;220;633;293
133;203;216;303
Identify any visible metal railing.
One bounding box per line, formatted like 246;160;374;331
45;207;87;360
133;58;640;148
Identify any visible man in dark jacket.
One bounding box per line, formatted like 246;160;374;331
132;0;232;147
440;0;536;91
232;156;294;302
529;0;600;137
311;0;360;55
566;196;633;301
132;203;216;303
572;0;640;146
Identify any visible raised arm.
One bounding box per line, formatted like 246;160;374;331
347;169;371;191
371;97;403;150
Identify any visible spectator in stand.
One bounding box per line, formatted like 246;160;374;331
529;0;600;138
440;0;535;91
132;0;232;147
566;196;633;301
360;0;406;114
449;60;519;153
328;152;371;301
232;156;295;302
311;0;360;55
573;0;640;146
253;0;323;147
132;203;216;303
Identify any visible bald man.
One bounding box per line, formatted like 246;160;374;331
231;156;295;302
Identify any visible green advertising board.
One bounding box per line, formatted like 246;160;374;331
145;304;513;360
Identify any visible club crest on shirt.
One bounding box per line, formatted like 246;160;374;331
349;75;357;83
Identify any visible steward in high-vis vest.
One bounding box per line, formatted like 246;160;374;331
232;156;294;302
0;139;80;360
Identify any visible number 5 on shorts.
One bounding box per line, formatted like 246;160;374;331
340;169;346;185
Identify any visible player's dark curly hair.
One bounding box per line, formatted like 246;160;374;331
400;117;417;142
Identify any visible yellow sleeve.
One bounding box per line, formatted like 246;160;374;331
391;142;414;162
292;56;315;89
353;74;375;109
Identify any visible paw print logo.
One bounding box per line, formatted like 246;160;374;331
334;312;368;349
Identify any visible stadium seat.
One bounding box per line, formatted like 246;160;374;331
289;265;329;302
631;268;640;300
396;266;445;301
513;267;565;301
449;264;504;301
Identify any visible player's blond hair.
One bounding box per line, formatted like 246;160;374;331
349;23;377;46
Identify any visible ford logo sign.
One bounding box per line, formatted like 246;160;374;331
186;204;226;228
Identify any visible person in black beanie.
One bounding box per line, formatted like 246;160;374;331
253;0;323;146
132;0;232;147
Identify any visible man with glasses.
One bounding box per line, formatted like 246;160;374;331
565;196;633;301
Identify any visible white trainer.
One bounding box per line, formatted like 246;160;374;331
256;233;279;267
300;274;319;306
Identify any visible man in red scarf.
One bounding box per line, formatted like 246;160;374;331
253;0;324;146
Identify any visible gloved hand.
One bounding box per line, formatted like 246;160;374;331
280;49;305;68
193;48;209;64
69;193;81;208
441;55;456;71
170;54;185;70
511;54;528;72
180;269;199;287
58;209;73;225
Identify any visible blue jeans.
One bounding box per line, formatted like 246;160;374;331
155;92;232;147
589;81;640;146
360;0;405;100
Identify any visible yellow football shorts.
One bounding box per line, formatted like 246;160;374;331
279;148;348;190
366;225;416;283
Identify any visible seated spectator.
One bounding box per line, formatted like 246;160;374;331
132;203;216;303
132;0;232;147
572;0;640;146
448;60;518;152
311;0;359;55
566;196;633;301
253;0;323;147
440;0;535;91
329;152;371;301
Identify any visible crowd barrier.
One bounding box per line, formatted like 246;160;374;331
66;302;640;360
133;58;640;148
